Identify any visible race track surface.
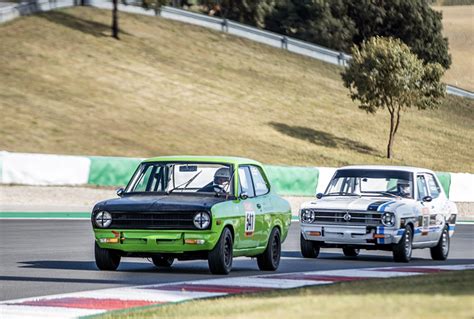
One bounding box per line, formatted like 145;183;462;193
0;220;473;301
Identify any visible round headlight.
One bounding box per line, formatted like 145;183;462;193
193;212;211;229
301;209;316;223
95;211;112;228
381;212;395;227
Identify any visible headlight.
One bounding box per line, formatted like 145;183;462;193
301;209;316;223
95;211;112;228
193;212;211;229
381;212;395;227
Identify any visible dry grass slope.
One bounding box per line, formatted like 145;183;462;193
0;7;473;172
433;5;474;91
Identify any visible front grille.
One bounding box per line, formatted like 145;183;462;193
109;211;198;230
306;209;382;226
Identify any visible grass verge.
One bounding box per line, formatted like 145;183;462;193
92;270;474;319
0;7;473;172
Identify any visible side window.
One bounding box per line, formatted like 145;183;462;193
417;175;428;200
425;174;441;199
250;166;269;196
238;167;255;198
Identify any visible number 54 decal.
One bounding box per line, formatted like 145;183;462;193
244;202;255;237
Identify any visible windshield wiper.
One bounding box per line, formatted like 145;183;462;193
370;191;399;198
324;192;360;197
168;171;202;194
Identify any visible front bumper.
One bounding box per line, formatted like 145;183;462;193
301;223;404;245
94;228;220;253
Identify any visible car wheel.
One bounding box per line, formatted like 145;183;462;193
257;227;281;271
342;247;360;257
94;241;121;271
430;225;450;261
208;227;233;275
152;256;174;268
300;233;320;258
393;225;413;262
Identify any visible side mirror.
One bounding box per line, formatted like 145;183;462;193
422;195;432;202
116;188;125;197
240;192;248;200
316;193;324;199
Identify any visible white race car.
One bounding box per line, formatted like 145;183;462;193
300;166;458;262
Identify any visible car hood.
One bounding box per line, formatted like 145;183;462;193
301;196;404;212
94;194;229;212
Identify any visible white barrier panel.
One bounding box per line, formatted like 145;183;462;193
315;167;337;194
2;152;91;186
449;173;474;202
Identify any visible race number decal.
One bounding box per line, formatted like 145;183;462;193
244;202;255;237
421;207;430;236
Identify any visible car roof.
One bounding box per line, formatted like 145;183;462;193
142;155;262;166
338;165;436;174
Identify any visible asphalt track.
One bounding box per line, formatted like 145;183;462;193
0;220;473;301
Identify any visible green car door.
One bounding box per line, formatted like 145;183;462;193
235;165;273;249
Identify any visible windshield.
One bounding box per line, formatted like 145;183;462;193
125;162;234;195
326;169;414;198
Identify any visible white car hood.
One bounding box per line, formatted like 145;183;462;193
301;196;405;212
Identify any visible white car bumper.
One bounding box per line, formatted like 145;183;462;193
301;223;404;245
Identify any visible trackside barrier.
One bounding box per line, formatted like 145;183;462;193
0;1;472;99
0;152;472;201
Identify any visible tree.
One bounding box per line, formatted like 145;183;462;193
201;0;275;28
263;0;451;68
265;0;356;51
345;0;451;69
342;37;445;159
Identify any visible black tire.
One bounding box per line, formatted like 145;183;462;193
94;241;121;271
208;227;233;275
257;227;281;271
152;256;174;268
300;233;320;258
393;225;413;262
342;247;360;257
430;225;450;261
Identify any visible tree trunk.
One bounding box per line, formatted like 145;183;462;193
387;109;395;159
386;105;402;159
112;0;119;40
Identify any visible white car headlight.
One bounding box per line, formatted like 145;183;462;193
301;209;316;223
95;211;112;228
193;212;211;229
381;212;395;227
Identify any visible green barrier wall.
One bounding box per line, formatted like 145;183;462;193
264;165;319;196
88;156;142;187
435;172;451;198
84;156;451;198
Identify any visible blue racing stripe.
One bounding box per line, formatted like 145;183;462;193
377;201;396;212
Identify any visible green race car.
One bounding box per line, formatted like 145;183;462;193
92;156;291;274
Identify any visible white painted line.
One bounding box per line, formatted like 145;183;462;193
0;305;104;319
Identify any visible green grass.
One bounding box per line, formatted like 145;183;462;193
93;270;474;319
0;7;473;172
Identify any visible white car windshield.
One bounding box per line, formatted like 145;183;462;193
326;169;414;198
125;162;233;195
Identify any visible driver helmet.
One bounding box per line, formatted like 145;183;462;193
214;167;230;186
397;180;411;198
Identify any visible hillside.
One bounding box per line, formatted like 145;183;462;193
433;5;474;91
0;7;473;172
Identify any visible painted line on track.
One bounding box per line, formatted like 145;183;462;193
1;264;473;319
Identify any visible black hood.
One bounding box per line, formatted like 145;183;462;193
94;194;229;212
